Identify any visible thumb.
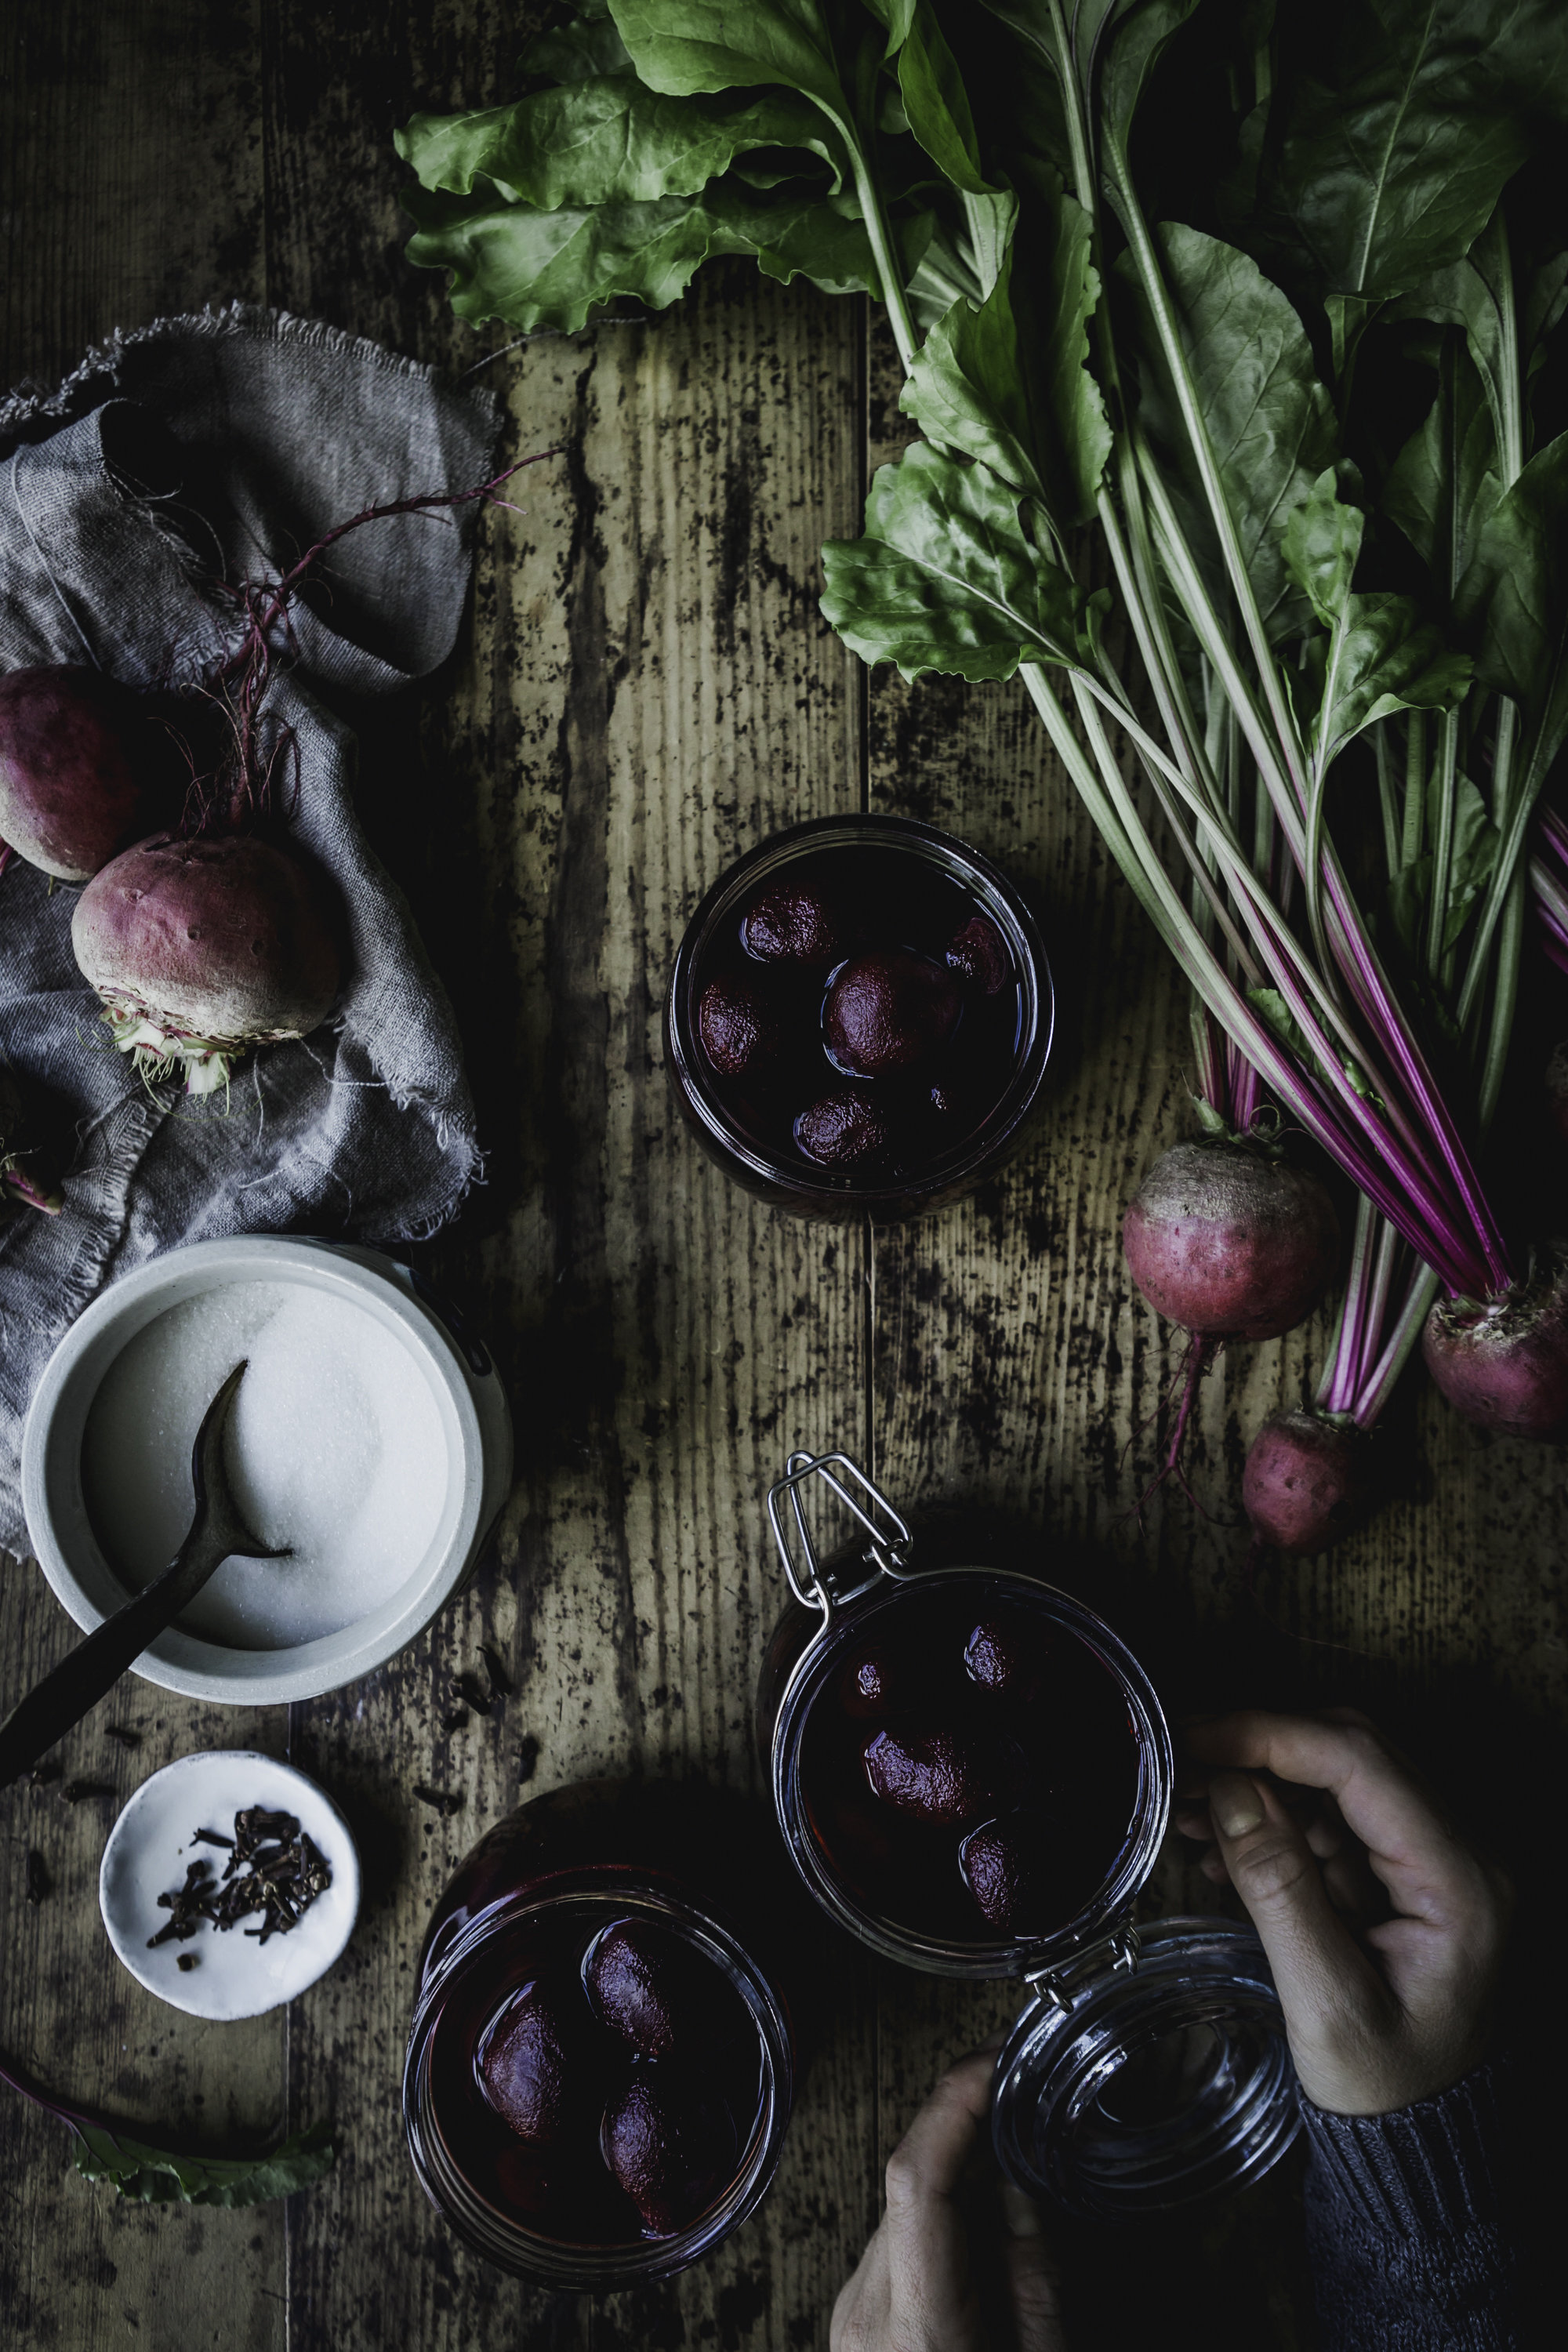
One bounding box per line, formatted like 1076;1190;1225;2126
1207;1771;1385;2035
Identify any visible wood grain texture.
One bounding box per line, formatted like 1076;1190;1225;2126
2;5;1561;2349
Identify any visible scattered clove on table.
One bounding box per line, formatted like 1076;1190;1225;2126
455;1671;492;1717
62;1780;116;1804
480;1645;514;1700
414;1784;464;1818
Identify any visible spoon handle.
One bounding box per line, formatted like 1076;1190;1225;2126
0;1530;233;1791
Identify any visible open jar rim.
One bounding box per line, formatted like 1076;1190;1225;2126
992;1916;1301;2218
768;1559;1174;1982
666;811;1055;1212
403;1875;795;2289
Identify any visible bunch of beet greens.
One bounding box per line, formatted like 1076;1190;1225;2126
399;0;1568;1543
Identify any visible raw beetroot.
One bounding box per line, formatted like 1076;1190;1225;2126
1422;1250;1568;1440
0;666;173;883
861;1726;1023;1824
1242;1409;1375;1553
71;832;342;1095
1122;1139;1340;1341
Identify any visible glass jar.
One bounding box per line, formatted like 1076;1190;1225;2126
757;1452;1301;2210
403;1780;802;2287
665;813;1054;1221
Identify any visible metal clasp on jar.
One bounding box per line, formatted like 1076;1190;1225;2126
1024;1925;1142;2014
766;1450;918;1612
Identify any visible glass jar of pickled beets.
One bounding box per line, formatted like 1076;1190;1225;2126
666;814;1053;1221
402;1780;802;2286
757;1453;1301;2212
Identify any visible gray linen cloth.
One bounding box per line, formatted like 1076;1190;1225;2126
0;304;499;1558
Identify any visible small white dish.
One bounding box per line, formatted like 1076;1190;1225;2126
99;1751;361;2020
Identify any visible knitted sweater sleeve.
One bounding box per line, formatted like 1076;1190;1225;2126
1300;2064;1517;2351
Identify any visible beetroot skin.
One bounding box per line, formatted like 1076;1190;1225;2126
601;2075;737;2236
794;1085;890;1167
0;666;163;883
478;1980;586;2145
1242;1410;1374;1552
946;913;1010;996
584;1919;705;2060
1122;1140;1340;1340
862;1726;1023;1825
739;883;848;969
1422;1251;1568;1439
824;950;962;1078
697;975;781;1079
71;831;342;1094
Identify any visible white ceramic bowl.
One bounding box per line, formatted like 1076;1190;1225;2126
100;1750;361;2019
20;1235;513;1704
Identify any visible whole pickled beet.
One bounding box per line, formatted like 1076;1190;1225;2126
862;1726;1023;1824
740;883;848;969
477;1980;586;2144
584;1918;705;2060
697;974;782;1080
794;1086;890;1167
601;2074;738;2236
837;1639;922;1719
824;950;962;1078
959;1812;1109;1935
964;1614;1046;1704
946;913;1011;996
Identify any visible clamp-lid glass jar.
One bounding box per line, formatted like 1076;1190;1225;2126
403;1780;803;2286
666;812;1054;1222
756;1452;1301;2211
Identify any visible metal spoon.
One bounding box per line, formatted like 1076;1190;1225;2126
0;1360;289;1791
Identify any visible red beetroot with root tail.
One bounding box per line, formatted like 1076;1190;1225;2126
72;833;343;1097
1123;1141;1340;1341
1422;1249;1568;1441
1242;1409;1376;1554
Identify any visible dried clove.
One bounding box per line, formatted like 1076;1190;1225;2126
29;1759;62;1788
62;1780;117;1804
176;1954;198;1973
148;1807;332;1952
481;1645;515;1700
103;1726;142;1748
440;1709;469;1735
414;1784;464;1818
515;1734;540;1784
456;1671;492;1717
25;1849;49;1904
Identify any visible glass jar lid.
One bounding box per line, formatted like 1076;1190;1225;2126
992;1917;1301;2218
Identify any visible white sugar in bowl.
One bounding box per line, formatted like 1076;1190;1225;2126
20;1236;513;1704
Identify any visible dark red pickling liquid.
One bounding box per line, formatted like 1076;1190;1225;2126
426;1911;764;2246
800;1586;1142;1943
692;847;1025;1175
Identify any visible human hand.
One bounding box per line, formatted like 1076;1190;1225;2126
830;2048;1067;2352
1176;1708;1512;2117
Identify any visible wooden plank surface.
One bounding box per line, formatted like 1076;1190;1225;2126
2;6;1561;2350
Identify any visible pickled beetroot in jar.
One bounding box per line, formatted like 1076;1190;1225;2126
684;839;1026;1185
797;1581;1140;1946
405;1781;805;2282
426;1902;763;2248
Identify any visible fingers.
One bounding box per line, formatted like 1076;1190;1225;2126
1204;1769;1391;2042
880;2049;993;2347
1183;1711;1481;1922
1000;2186;1069;2352
882;2047;994;2218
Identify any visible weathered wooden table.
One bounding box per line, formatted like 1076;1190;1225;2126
2;8;1559;2347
